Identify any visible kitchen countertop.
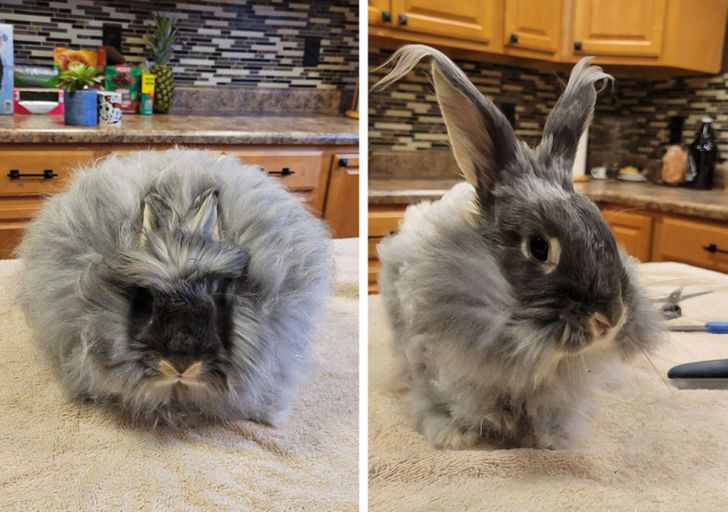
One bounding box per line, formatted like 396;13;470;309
369;178;728;221
0;114;359;145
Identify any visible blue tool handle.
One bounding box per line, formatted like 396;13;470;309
706;322;728;333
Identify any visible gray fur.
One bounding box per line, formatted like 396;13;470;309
17;149;333;427
376;46;664;449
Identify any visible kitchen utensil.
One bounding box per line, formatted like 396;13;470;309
668;321;728;333
652;288;712;319
667;359;728;389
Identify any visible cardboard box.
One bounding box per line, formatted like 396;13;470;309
0;24;14;115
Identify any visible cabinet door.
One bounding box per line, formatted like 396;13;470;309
504;0;561;54
323;155;359;239
369;0;392;25
572;0;666;57
391;0;496;44
0;150;94;197
601;208;653;262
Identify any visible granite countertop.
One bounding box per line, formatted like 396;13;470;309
370;178;728;221
0;114;359;145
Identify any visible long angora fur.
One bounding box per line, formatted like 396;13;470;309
374;46;664;449
17;149;332;427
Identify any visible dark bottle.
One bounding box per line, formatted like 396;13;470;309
686;117;719;190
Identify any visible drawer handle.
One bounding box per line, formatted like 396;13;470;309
574;40;583;51
7;169;58;180
510;33;519;44
398;13;407;25
338;158;349;167
703;243;728;255
280;167;295;177
382;10;391;22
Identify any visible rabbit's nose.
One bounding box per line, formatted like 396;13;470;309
588;312;612;338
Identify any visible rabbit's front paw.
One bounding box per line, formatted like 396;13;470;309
421;412;479;449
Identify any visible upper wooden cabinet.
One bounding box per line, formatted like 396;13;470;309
369;0;728;75
571;0;666;58
369;0;391;25
391;0;496;44
504;0;562;55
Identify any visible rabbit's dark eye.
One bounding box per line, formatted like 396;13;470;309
130;286;155;319
528;236;550;262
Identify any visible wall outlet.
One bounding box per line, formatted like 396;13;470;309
303;37;321;67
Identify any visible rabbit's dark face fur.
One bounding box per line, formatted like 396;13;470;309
489;185;628;352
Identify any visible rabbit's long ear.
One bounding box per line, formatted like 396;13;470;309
538;57;612;183
184;188;221;241
372;45;518;203
140;193;177;245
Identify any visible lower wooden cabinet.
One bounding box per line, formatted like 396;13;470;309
601;208;653;262
323;154;359;238
652;215;728;273
368;205;406;294
0;144;358;258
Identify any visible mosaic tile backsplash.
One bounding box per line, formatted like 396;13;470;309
1;0;358;90
369;48;728;171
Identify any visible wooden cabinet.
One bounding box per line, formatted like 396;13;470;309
323;154;359;238
368;206;406;294
369;0;728;75
0;144;358;258
652;215;728;273
601;208;653;262
571;0;666;58
369;0;392;25
391;0;496;44
504;0;561;55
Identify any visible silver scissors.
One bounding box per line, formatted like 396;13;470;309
652;288;713;320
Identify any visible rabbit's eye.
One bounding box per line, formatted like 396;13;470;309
130;286;155;317
528;236;550;262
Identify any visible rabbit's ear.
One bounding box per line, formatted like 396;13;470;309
538;57;612;185
372;45;519;204
140;193;177;245
184;188;221;241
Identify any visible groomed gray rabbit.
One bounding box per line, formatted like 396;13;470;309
373;46;663;450
18;149;332;427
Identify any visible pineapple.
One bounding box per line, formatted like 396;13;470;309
147;15;178;114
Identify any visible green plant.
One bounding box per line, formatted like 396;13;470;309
58;62;103;94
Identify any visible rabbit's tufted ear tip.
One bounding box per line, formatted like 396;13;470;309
185;188;222;242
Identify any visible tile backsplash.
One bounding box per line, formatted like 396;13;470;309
370;47;728;173
1;0;358;90
369;49;562;151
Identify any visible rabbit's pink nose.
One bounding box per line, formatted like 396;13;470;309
588;312;612;338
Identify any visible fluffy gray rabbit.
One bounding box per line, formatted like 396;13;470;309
18;149;332;427
373;46;664;450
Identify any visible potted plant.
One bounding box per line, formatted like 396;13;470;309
58;62;103;126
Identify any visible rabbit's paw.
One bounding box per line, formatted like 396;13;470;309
421;412;479;450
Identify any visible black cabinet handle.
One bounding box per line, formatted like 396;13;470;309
7;169;58;180
398;13;407;25
703;243;728;255
510;33;519;44
382;10;391;22
280;167;295;177
574;40;583;51
338;158;349;167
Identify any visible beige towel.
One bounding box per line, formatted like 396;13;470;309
369;262;728;511
0;239;358;512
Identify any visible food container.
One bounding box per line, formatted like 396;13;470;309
140;73;155;115
0;23;14;115
97;91;122;125
104;65;141;113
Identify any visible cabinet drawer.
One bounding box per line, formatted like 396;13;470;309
228;150;324;192
369;209;405;237
0;150;94;197
653;216;728;272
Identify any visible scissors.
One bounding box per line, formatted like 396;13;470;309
651;288;713;320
